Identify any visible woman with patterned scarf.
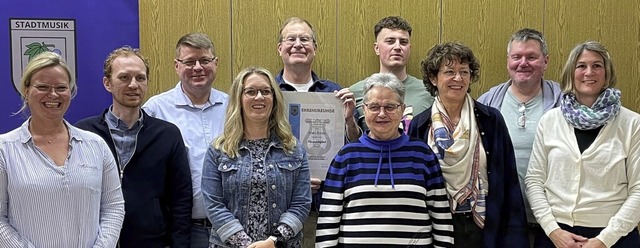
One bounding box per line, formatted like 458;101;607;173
525;41;640;248
408;42;529;248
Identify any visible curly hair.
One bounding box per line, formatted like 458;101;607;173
421;42;480;96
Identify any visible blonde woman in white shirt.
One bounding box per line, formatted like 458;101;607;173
0;52;124;248
525;41;640;248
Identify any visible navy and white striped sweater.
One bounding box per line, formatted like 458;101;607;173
316;133;454;247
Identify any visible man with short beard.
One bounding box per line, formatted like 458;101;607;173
76;46;192;248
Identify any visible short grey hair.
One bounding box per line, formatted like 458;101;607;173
278;17;318;48
362;73;405;104
507;28;548;56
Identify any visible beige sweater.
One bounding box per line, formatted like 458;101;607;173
525;107;640;247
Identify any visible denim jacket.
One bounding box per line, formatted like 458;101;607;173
202;133;311;247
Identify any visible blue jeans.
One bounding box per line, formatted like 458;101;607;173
191;224;211;248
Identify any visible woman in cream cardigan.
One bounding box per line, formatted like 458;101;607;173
525;41;640;248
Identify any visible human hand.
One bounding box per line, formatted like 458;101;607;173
335;88;361;141
549;229;588;248
247;239;275;248
581;238;606;248
310;177;322;193
334;88;355;122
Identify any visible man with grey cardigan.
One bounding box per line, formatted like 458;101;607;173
477;28;562;246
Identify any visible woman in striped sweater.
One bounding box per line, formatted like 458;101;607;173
316;73;454;247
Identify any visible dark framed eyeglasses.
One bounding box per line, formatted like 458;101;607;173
176;57;216;68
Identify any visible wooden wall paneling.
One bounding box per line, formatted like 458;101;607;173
230;0;338;84
139;0;231;98
336;0;440;87
635;1;640;113
545;0;640;112
441;0;544;98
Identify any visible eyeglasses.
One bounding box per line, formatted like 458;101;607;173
440;69;471;79
517;103;526;128
363;103;402;114
282;35;313;45
176;57;216;68
32;84;70;93
243;87;273;98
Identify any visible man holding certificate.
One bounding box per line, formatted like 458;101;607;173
275;17;359;247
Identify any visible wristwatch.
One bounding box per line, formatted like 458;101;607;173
268;235;285;248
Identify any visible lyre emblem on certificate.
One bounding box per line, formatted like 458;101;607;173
302;118;331;156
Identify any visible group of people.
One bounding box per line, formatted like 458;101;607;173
0;15;638;248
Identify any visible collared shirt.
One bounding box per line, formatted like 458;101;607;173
143;82;229;219
105;106;143;168
275;70;342;93
0;119;124;248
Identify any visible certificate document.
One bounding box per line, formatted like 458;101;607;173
282;92;344;180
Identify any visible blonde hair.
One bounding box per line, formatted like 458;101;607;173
104;46;149;80
560;41;617;94
213;66;296;158
16;52;76;115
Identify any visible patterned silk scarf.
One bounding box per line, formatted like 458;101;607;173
561;88;621;130
428;94;486;228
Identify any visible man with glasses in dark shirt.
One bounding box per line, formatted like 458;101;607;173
275;17;360;247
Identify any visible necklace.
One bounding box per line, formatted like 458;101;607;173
34;131;64;145
40;135;56;144
29;122;68;145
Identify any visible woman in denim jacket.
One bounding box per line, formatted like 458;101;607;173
202;66;311;248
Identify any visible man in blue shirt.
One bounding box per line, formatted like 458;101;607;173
143;33;230;248
76;46;192;248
